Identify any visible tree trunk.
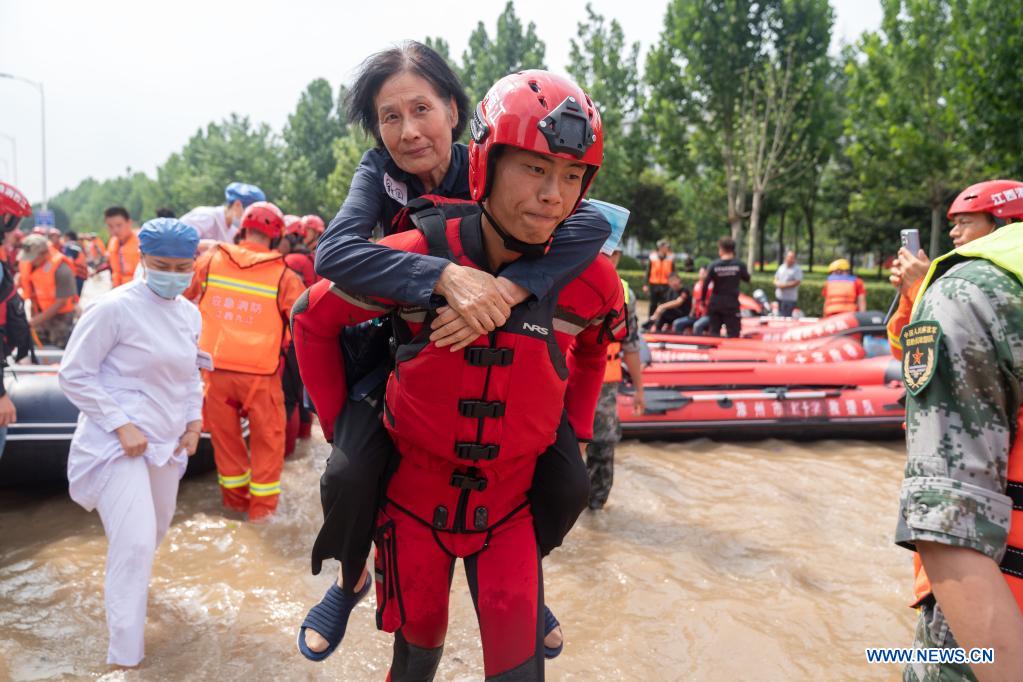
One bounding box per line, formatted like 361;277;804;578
758;209;767;272
746;189;763;271
929;204;943;258
803;201;815;272
777;207;786;266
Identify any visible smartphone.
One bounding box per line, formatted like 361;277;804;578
900;229;921;255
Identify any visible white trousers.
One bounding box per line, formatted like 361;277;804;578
95;456;180;666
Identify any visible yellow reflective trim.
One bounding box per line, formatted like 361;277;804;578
218;471;251;489
249;481;281;497
207;274;279;299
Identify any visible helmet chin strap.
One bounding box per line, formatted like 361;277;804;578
478;202;552;260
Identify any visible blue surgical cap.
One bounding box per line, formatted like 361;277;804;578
589;199;631;255
138;218;200;258
225;182;266;208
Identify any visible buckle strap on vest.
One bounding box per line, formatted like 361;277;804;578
458;399;505;418
450;472;488;491
464;347;513;366
1000;545;1023;579
455;442;500;461
1007;481;1023;512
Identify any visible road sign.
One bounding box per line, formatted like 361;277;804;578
34;209;54;227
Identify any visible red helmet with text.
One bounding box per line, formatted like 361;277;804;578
240;201;285;239
947;179;1023;225
0;181;32;234
468;70;603;209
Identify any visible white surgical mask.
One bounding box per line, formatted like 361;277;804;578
145;267;192;299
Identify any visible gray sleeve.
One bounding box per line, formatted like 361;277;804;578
54;264;76;299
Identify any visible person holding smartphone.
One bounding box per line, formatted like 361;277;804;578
888;180;1023;358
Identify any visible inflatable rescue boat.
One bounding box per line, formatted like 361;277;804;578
620;355;905;439
0;364;224;488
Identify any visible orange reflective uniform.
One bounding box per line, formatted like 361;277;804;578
69;247;88;280
603;342;623;383
17;259;33;304
821;276;859;316
86;236;107;263
26;249;77;314
647;252;674;285
108;231;140;288
911;412;1023;610
886;279;924;360
603;278;632;383
189;240;304;519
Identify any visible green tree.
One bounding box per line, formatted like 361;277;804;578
156;115;284;214
947;0;1023;179
842;0;966;257
737;0;834;269
646;0;771;245
283;78;348;181
459;1;546;103
325;132;373;219
567;4;644;210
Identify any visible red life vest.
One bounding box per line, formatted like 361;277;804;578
384;210;621;470
284;252;316;288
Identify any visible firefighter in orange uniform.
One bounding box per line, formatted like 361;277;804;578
104;206;140;288
185;201;305;521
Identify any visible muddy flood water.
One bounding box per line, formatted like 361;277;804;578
0;431;916;681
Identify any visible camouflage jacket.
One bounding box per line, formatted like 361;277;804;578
894;259;1023;680
622;283;640;355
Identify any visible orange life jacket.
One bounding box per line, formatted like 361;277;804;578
17;259;33;304
87;236;107;261
197;243;287;375
822;277;858;316
108;232;140;288
603;278;632;383
648;252;674;285
28;249;77;315
911;410;1023;611
68;246;88;279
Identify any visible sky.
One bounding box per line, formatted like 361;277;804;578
0;0;882;206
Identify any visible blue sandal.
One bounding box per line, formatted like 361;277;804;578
296;574;372;662
543;605;564;659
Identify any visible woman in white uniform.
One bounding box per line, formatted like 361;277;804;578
58;218;204;667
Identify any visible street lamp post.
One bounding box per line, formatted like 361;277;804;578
0;132;18;184
0;73;47;209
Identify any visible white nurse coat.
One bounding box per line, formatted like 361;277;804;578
59;279;204;510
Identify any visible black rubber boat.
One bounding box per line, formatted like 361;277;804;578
0;365;229;488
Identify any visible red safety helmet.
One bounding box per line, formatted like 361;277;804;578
302;214;325;234
468;70;603;208
1;181;32;234
240;201;285;239
947;179;1023;224
284;215;307;238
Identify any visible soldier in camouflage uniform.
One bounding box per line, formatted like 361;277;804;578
587;249;644;510
894;187;1023;681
